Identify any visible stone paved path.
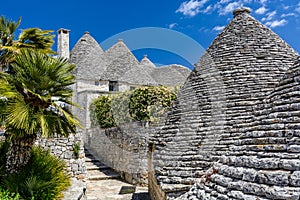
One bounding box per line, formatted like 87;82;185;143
85;148;150;200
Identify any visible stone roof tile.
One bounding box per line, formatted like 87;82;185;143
70;32;107;80
101;40;139;81
183;57;300;200
119;55;157;86
151;65;189;86
151;7;299;198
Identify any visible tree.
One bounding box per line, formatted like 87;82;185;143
0;16;54;71
0;49;81;173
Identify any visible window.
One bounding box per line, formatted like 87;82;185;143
109;81;118;91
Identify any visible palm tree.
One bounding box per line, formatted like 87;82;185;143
0;49;81;173
0;16;54;71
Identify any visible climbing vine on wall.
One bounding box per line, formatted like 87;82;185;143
89;86;177;128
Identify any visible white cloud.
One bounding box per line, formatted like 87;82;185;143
266;19;287;27
168;23;178;29
263;10;276;21
219;0;231;4
255;6;268;14
176;0;208;17
213;25;226;31
202;5;213;13
296;2;300;13
283;5;290;10
260;0;267;5
219;2;243;15
281;13;295;17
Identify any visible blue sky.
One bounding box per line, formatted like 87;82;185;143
1;0;300;68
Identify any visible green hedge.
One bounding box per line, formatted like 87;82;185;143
90;86;177;128
129;86;176;122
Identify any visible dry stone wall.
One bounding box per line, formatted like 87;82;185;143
83;123;151;186
35;133;86;179
150;8;299;199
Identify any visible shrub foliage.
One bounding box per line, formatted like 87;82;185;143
90;95;117;128
129;86;176;122
90;86;177;128
0;142;70;200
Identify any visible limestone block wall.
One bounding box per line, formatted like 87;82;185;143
35;133;86;179
83;123;149;185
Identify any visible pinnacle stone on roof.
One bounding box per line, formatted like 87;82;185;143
140;55;156;68
233;7;251;17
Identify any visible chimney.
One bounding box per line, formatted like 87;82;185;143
57;28;70;59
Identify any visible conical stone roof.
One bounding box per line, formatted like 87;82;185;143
181;57;300;200
140;55;156;68
150;7;299;198
119;55;157;86
70;32;107;80
101;39;139;81
151;65;189;86
169;64;191;77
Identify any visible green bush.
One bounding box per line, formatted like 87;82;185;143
0;186;20;200
90;86;177;128
0;145;70;200
73;142;80;159
90;95;117;128
111;91;133;125
129;86;176;122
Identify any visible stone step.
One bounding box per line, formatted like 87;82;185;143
88;170;120;180
85;160;107;166
86;164;110;170
86;180;150;200
85;157;99;162
85;160;109;170
89;174;120;181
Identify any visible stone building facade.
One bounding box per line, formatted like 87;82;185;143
57;31;191;129
56;26;191;186
149;8;300;199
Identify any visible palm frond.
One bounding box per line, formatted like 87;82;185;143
0;16;21;46
18;28;55;54
0;79;19;99
6;99;31;132
2;49;81;138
